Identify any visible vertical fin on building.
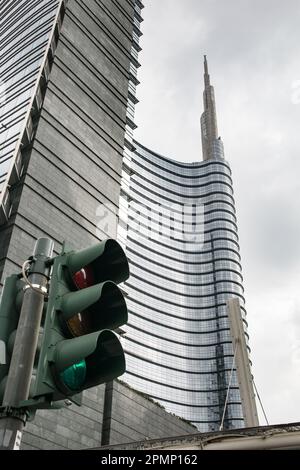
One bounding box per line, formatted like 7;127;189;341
201;56;224;160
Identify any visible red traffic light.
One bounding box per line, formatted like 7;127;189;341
73;265;95;289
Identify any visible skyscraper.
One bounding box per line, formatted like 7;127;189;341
118;57;256;432
0;0;142;284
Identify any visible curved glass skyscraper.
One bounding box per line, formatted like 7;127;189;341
118;57;255;431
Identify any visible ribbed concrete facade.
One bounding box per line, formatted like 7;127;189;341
0;0;135;281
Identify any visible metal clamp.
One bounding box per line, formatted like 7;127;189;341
23;283;48;295
0;406;29;425
22;259;48;297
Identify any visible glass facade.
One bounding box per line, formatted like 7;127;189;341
118;142;248;431
0;0;62;223
116;52;254;432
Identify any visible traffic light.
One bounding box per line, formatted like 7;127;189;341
0;275;24;403
30;239;129;404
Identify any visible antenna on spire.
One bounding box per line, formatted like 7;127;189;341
204;55;208;74
204;55;210;87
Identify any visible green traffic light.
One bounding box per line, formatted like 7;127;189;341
60;359;87;391
31;239;129;402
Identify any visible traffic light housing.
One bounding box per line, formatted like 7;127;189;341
30;239;129;403
0;275;24;403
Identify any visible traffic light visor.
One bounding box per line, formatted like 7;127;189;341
60;281;128;336
55;330;126;392
67;239;129;285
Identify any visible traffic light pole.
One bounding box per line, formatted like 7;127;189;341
0;238;54;450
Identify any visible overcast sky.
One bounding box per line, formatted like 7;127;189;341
134;0;300;426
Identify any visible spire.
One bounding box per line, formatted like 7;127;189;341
200;56;224;160
204;55;210;87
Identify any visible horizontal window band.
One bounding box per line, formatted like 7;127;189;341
125;324;249;353
3;56;42;83
129;258;243;284
134;139;232;172
129;185;236;215
125;198;237;223
127;227;240;255
125;369;239;394
130;174;234;203
1;14;54;59
127;234;241;259
0;26;51;67
133;162;233;192
127;205;238;230
125;281;245;307
127;246;242;276
127;309;246;335
126;322;235;348
0;97;30;122
0;133;19;151
128;317;232;337
124;338;239;363
2;48;45;82
124;184;237;213
1;0;54;40
1;2;56;51
0;114;26;135
2;79;37;110
3;68;38;96
150;394;242;410
133;148;232;178
126;215;238;244
128;270;244;295
123;198;237;222
127;350;237;375
133;151;233;186
127;271;244;297
191;418;243;424
126;295;247;322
